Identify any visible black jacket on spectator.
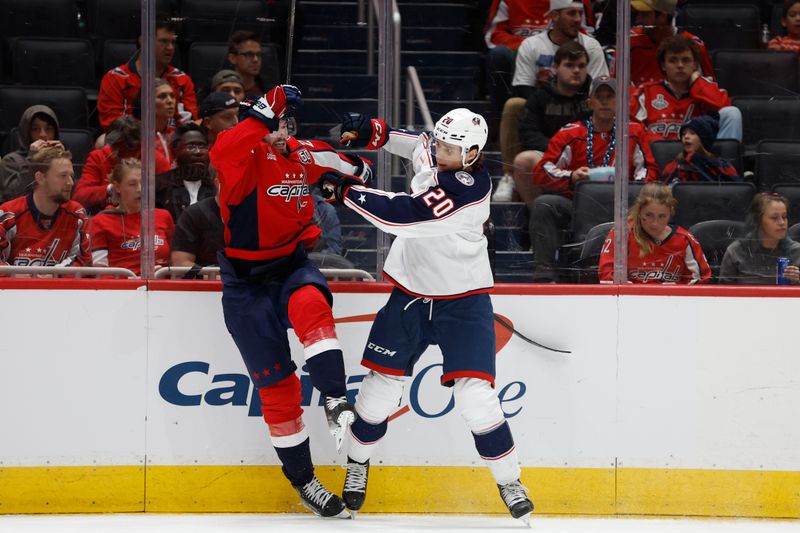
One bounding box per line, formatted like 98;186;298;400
155;168;217;223
171;196;224;266
518;76;591;152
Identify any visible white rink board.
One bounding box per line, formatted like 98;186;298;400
0;289;147;467
0;288;799;472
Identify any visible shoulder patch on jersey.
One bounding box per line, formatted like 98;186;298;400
454;171;474;186
111;67;128;77
297;148;312;164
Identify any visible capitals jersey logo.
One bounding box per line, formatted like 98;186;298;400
121;235;165;251
266;171;309;212
11;238;67;266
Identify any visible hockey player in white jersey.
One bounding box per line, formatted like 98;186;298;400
319;108;534;524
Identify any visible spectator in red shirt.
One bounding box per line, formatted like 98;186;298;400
97;19;198;131
769;0;800;52
657;114;741;183
0;146;90;267
74;116;171;215
631;35;741;142
88;158;174;276
599;182;711;284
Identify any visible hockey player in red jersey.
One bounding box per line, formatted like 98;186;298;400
630;35;741;142
209;85;358;519
323;108;534;524
598;183;711;284
0;146;90;267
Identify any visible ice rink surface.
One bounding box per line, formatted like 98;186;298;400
0;514;798;533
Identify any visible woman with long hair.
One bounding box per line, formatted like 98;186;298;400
88;159;174;276
599;183;711;284
719;193;800;285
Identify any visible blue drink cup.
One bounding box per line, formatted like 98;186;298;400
777;257;791;285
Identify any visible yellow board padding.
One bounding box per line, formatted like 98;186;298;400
0;466;144;514
617;468;800;519
1;464;799;519
145;465;615;514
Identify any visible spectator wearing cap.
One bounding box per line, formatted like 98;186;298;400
199;92;240;148
657;114;741;184
620;0;715;86
73;116;171;215
156;123;216;223
97;19;198;131
1;105;64;202
483;0;594;146
529;76;658;282
631;35;741;142
227;31;267;97
210;69;246;102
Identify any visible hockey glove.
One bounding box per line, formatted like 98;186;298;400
318;170;365;205
241;84;303;130
342;154;373;185
339;112;388;150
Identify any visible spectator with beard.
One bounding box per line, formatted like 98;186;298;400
156;124;216;223
0;146;90;267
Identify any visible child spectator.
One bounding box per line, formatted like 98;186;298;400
658;115;741;183
631;35;740;142
73;116;171;215
97;19;198;131
768;0;800;52
0;146;90;267
599;182;711;284
89;159;174;276
719;193;800;285
1;105;64;202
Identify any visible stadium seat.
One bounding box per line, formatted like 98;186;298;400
651;140;683;172
86;0;172;45
756;140;800;191
10;38;96;90
789;222;800;242
570;181;646;242
100;40;138;75
0;86;89;134
291;74;378;99
676;5;761;51
672;181;756;228
0;0;78;38
771;184;800;226
733;97;800;150
188;42;279;95
713;49;799;97
576;221;614;284
688;219;747;281
180;0;270;43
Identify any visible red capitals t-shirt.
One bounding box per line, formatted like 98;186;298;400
88;208;174;276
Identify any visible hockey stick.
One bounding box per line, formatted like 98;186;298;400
285;0;297;84
493;314;571;354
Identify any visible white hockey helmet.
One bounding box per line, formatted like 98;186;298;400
432;108;488;168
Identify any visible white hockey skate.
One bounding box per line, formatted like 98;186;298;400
293;475;351;519
498;479;534;526
324;395;356;452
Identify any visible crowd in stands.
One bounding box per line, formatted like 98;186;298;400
0;0;799;286
486;0;800;285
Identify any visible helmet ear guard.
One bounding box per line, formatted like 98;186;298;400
433;108;488;168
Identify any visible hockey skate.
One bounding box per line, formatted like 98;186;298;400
324;395;356;452
342;457;369;512
293;475;351;518
498;479;534;526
